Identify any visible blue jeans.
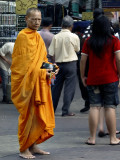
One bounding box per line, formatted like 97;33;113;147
87;81;119;108
0;68;8;98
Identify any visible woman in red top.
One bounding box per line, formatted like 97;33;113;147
80;15;120;145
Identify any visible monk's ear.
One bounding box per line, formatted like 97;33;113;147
25;16;28;23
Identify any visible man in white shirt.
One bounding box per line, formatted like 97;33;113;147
0;42;14;102
49;15;80;116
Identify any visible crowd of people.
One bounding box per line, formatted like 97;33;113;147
0;7;120;159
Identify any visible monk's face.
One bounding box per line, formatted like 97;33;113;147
26;11;42;30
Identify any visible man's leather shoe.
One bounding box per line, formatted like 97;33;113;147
1;96;7;103
62;113;75;117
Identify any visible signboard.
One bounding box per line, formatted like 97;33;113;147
42;0;70;7
16;0;38;15
103;8;120;12
102;0;120;8
82;12;93;20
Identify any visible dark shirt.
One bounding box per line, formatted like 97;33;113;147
38;29;54;62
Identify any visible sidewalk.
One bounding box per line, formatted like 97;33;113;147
0;81;120;160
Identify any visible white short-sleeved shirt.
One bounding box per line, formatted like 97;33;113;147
0;42;14;72
48;29;80;62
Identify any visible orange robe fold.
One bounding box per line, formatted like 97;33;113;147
11;28;55;152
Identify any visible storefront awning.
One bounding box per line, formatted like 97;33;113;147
102;0;120;8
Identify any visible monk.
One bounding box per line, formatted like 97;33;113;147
11;8;57;159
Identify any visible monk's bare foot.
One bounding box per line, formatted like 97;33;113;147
30;145;50;155
19;149;35;159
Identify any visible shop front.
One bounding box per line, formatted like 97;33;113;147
1;0;120;48
102;0;120;37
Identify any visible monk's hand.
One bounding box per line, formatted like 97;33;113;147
54;68;59;75
52;64;59;75
46;69;53;77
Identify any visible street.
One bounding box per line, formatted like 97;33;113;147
0;80;120;160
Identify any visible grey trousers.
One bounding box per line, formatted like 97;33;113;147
51;61;77;115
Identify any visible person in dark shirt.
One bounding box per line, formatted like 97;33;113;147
38;17;54;62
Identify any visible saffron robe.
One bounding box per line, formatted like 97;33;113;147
11;28;55;152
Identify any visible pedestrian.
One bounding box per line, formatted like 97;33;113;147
49;15;80;116
80;8;105;113
112;22;120;39
0;42;14;102
80;15;120;145
38;17;54;62
11;8;58;159
80;8;120;138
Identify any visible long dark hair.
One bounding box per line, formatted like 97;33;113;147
88;15;112;57
93;8;104;19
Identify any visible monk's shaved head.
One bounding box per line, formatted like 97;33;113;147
25;7;41;30
26;7;41;17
